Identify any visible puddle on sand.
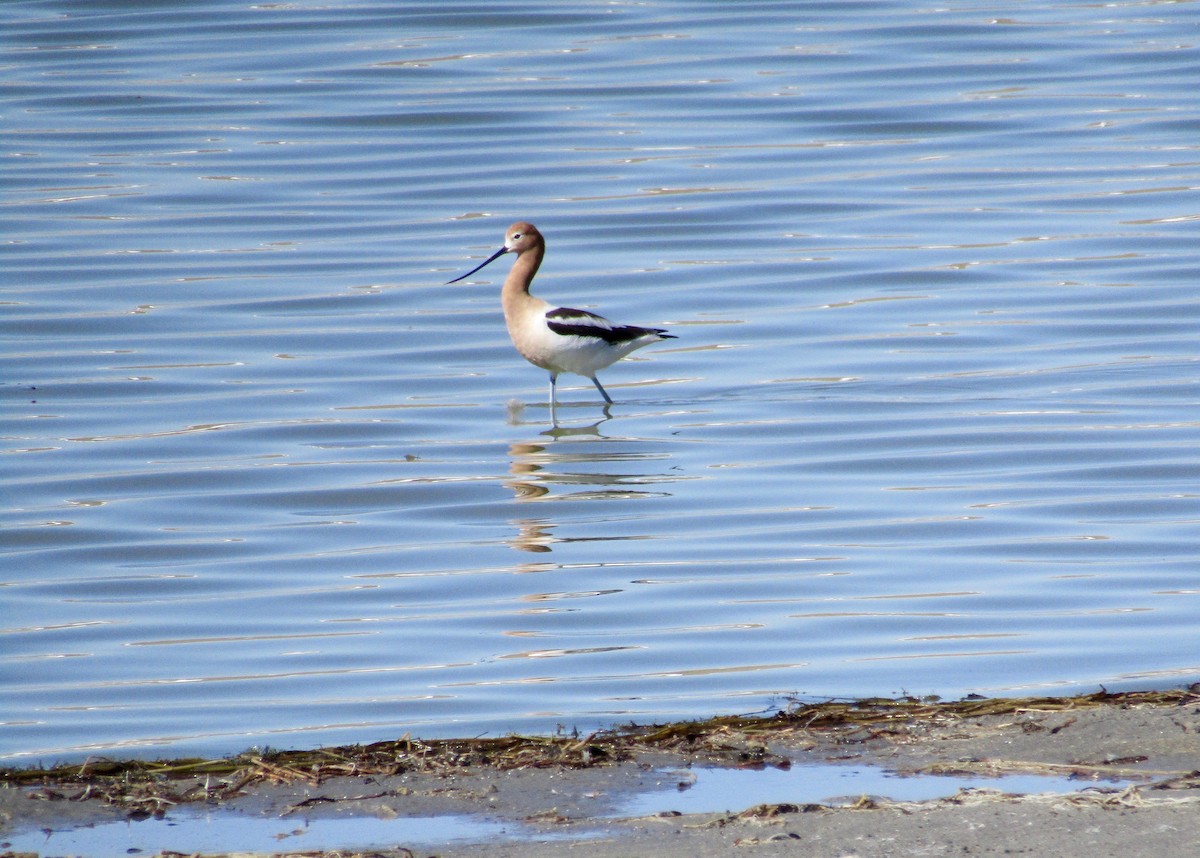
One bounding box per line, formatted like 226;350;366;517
617;762;1135;817
1;811;513;858
3;762;1136;857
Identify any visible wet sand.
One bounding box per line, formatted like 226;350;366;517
3;689;1199;857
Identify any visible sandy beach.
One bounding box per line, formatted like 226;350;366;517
3;689;1199;857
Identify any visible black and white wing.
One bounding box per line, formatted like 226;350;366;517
545;306;672;344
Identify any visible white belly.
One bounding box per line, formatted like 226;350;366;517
510;317;624;375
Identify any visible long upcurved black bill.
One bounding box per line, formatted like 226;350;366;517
447;246;507;284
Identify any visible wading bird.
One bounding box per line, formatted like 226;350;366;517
448;222;675;417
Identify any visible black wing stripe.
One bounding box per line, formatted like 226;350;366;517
547;306;606;322
547;320;656;344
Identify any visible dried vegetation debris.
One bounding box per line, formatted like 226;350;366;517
3;687;1197;819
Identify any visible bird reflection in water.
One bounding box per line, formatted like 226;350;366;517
503;428;681;554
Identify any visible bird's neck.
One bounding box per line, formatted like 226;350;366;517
502;244;544;314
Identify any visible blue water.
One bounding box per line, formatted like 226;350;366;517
615;764;1134;816
3;810;514;858
3;0;1199;764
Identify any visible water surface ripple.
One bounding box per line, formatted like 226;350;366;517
3;0;1199;762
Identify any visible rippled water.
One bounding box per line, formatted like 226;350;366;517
4;0;1200;763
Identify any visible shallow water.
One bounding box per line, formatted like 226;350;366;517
4;0;1200;763
615;763;1132;816
3;810;514;858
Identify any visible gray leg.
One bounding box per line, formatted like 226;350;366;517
548;373;559;422
590;376;613;404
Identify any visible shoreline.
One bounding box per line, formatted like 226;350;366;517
3;687;1199;857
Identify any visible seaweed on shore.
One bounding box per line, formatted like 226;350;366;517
3;687;1194;816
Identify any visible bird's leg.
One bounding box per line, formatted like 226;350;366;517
590;376;613;404
548;373;559;424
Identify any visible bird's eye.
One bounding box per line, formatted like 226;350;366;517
511;233;522;241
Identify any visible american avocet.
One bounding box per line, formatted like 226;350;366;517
448;221;675;413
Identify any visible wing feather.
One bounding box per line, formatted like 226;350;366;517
545;309;664;345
